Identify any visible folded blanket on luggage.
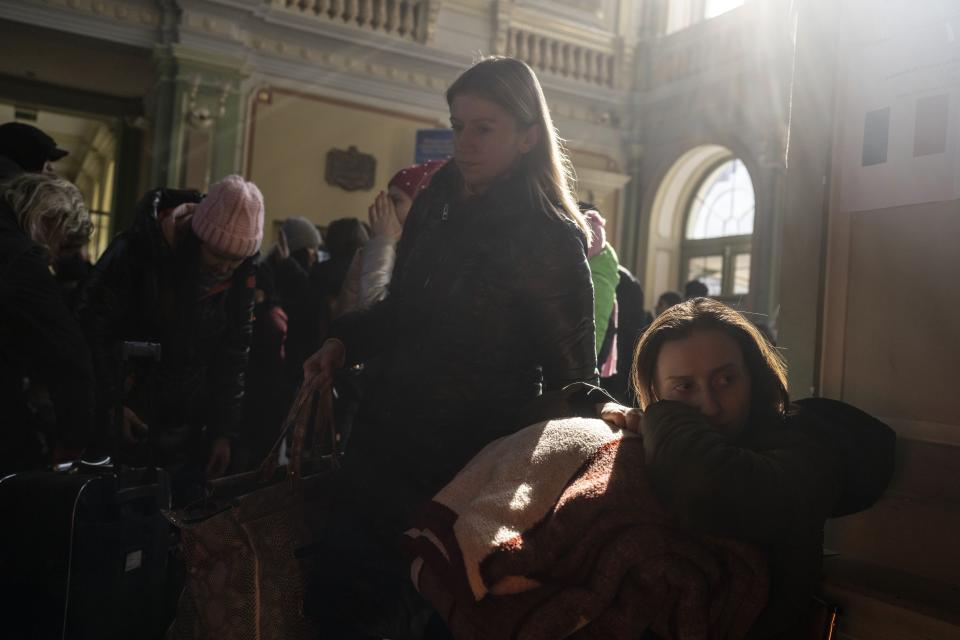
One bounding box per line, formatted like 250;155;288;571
404;417;769;640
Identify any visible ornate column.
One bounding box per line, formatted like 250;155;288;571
148;45;251;191
492;0;514;55
776;0;837;397
617;137;646;276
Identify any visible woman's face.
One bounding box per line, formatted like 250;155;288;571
653;328;752;438
449;93;539;194
387;185;414;225
199;243;245;279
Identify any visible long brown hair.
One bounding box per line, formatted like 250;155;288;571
631;298;789;421
446;56;590;241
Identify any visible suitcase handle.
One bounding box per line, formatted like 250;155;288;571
116;483;164;505
113;341;163;489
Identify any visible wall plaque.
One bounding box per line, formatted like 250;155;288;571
325;145;376;191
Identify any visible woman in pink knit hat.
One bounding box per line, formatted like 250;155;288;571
79;175;264;504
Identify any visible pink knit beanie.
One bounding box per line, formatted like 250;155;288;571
583;208;607;259
191;175;265;258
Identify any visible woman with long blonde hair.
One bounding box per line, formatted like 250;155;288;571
301;56;599;635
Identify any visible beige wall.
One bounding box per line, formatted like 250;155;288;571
569;148;624;251
246;88;440;243
824;202;960;431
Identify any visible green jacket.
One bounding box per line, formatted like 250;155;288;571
588;243;619;354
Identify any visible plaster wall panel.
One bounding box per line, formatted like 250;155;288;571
432;4;494;58
841;202;960;430
247;88;436;232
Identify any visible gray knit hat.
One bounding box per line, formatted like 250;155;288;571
281;216;322;254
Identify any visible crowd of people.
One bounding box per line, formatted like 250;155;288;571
0;57;892;640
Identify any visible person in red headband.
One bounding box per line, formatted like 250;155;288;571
339;159;444;313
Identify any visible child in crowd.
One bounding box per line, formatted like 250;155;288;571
339;159;444;313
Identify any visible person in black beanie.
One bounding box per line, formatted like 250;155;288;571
0;122;69;180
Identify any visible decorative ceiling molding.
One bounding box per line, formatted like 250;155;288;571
0;0;160;47
179;2;624;115
2;0;628;145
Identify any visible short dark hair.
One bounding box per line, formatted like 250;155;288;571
657;291;681;308
684;279;709;299
324;218;367;261
631;298;789;422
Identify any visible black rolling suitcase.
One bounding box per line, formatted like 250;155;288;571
0;341;173;639
0;462;172;639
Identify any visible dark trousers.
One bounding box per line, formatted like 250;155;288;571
301;468;439;640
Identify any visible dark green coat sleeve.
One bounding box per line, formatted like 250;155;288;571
642;401;843;544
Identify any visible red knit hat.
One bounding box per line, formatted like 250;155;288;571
191;175;264;258
387;159;445;200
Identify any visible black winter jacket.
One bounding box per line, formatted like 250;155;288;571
332;162;598;500
641;400;892;639
0;201;96;468
77;189;256;442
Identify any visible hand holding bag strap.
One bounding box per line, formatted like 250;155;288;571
320;387;339;471
289;385;339;487
259;381;316;482
288;390;311;488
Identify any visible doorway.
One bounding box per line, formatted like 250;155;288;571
1;102;119;260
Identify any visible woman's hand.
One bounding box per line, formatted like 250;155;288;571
302;339;347;397
274;228;291;262
205;436;231;479
369;191;402;240
112;405;148;444
598;402;643;434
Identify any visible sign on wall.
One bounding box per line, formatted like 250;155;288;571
415;129;454;164
325;145;376;191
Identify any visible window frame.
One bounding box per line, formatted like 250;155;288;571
680;156;756;300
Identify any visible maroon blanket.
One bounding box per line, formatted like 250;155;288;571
405;418;768;640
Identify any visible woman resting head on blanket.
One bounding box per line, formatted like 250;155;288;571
600;297;886;637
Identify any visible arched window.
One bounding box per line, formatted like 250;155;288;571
705;0;745;20
681;158;754;298
665;0;746;34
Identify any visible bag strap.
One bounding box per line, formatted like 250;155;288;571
259;381;339;488
259;385;310;481
288;387;338;485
